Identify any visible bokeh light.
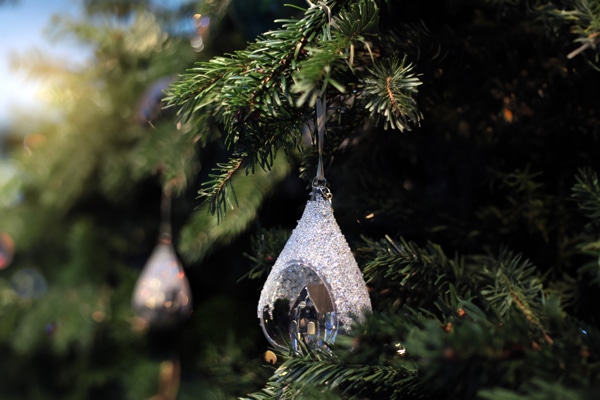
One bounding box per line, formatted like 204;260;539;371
10;267;47;299
0;232;15;270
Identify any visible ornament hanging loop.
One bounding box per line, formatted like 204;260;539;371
159;184;173;243
313;95;332;201
312;177;332;201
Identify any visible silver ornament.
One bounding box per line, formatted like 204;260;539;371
132;236;193;330
132;190;192;330
258;186;372;351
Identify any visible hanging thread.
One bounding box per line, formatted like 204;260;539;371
159;187;173;242
313;95;332;200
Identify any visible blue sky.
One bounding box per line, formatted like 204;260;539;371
0;0;88;127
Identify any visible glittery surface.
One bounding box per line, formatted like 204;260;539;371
258;194;372;334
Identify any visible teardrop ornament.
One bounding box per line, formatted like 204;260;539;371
258;189;372;351
132;238;192;330
132;190;192;330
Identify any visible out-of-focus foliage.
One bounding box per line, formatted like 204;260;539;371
1;0;600;399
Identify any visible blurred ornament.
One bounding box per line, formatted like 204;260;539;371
132;190;192;330
258;97;371;352
0;232;15;269
190;35;204;52
149;358;181;400
190;13;210;52
11;267;47;299
45;323;57;335
135;76;176;125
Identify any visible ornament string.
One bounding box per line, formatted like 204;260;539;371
315;96;326;182
159;187;172;243
313;95;332;200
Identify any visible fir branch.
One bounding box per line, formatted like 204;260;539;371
166;1;337;121
539;0;600;62
291;0;383;107
572;167;600;224
199;156;245;218
360;236;474;312
477;250;551;343
333;0;380;40
165;2;340;214
167;0;422;215
291;47;348;107
241;348;419;400
571;168;600;284
360;55;422;131
177;154;291;263
361;235;553;340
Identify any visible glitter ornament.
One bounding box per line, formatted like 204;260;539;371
259;96;371;351
132;191;192;330
258;182;372;351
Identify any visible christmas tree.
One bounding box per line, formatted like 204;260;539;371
1;0;600;399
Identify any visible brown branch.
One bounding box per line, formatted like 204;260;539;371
210;158;243;212
511;291;553;345
386;75;400;116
